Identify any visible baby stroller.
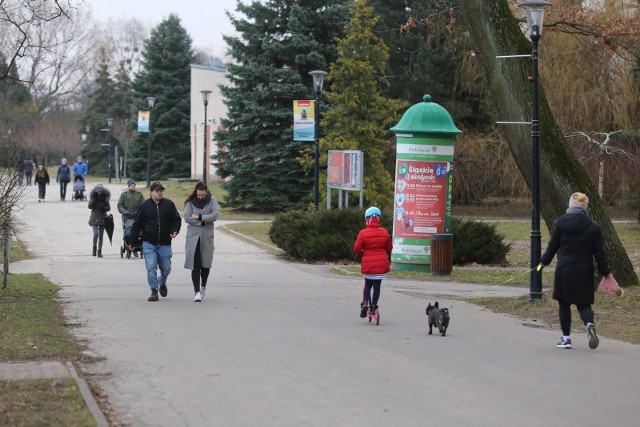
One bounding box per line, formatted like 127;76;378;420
120;215;143;259
72;175;87;201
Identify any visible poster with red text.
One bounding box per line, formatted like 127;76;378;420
393;160;449;239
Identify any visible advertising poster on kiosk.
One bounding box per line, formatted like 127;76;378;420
391;138;454;266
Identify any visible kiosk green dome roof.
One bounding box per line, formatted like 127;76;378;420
390;94;462;135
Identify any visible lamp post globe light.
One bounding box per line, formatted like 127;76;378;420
81;124;90;175
106;118;113;183
518;0;552;302
200;90;212;184
308;70;328;212
146;97;156;188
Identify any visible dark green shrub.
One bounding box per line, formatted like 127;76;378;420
269;208;392;262
451;217;510;266
269;210;510;265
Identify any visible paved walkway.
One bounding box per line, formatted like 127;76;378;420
8;182;640;426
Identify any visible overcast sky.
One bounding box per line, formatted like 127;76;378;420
88;0;240;56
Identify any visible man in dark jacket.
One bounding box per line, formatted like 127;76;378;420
56;158;71;201
539;192;614;350
129;182;181;301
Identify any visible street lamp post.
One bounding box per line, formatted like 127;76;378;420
200;90;212;184
84;124;90;174
308;70;328;212
518;0;552;302
106;118;113;183
146;97;156;188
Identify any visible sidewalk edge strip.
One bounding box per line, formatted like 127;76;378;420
66;361;109;427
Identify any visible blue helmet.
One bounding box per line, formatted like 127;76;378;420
364;206;381;219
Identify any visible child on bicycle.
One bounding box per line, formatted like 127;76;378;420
353;206;393;318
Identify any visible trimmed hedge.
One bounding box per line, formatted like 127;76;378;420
451;217;510;266
269;209;510;265
269;208;392;261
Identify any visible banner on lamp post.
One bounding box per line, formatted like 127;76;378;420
293;100;314;141
138;110;150;133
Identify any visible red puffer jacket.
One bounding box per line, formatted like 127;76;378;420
353;219;393;274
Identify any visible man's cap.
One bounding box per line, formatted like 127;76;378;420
127;179;136;186
150;181;165;191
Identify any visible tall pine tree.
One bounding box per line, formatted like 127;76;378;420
215;0;349;211
368;0;491;129
80;49;115;176
322;0;407;209
130;14;193;180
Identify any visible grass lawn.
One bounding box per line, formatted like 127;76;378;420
0;274;96;425
0;379;95;427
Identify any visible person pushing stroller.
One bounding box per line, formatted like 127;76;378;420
118;179;145;257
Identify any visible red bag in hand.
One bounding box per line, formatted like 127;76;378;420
597;275;624;297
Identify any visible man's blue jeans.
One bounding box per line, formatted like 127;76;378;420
142;242;172;290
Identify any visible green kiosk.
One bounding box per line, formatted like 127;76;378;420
390;95;462;273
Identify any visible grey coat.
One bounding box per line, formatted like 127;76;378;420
183;196;219;269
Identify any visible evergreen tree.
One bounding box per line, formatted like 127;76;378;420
130;14;193;181
368;0;491;129
215;0;349;212
111;60;137;178
322;0;407;209
0;52;34;134
80;49;115;176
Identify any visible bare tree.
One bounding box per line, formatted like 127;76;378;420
0;1;98;112
0;125;26;287
21;112;83;166
110;119;138;178
457;0;637;287
98;17;149;78
566;130;634;199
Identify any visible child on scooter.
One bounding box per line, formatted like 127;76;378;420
353;206;393;319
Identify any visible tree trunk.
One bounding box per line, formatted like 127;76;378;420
598;157;604;198
458;0;637;287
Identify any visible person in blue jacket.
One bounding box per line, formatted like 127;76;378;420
72;156;88;177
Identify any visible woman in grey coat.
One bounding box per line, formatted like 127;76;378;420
539;192;614;350
184;182;218;302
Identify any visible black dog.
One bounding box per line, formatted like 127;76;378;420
426;302;450;337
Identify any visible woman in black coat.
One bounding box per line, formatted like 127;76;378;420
34;165;50;202
539;192;614;350
88;184;111;258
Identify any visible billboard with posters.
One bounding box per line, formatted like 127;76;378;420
293;100;314;141
391;137;454;266
327;150;362;190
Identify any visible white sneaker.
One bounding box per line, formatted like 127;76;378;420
200;286;206;300
194;292;202;302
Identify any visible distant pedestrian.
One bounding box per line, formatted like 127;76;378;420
353;206;393;319
183;182;219;302
73;156;88;177
56;158;71;201
34;165;50;202
129;182;181;302
88;184;111;258
23;157;34;186
117;179;145;219
539;192;614;350
16;160;25;186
